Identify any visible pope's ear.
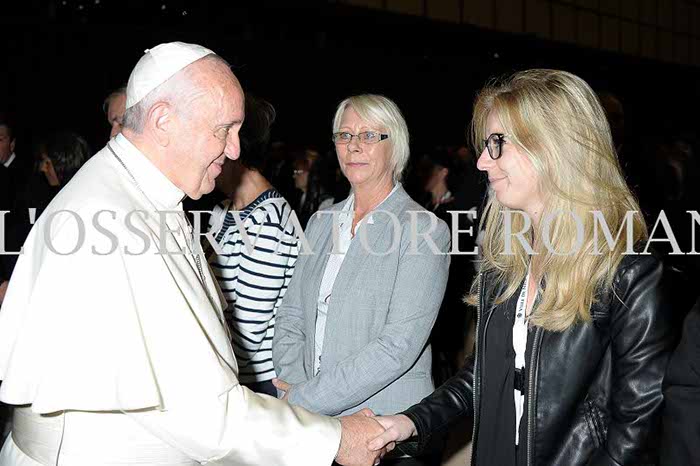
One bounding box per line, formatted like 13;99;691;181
146;101;173;147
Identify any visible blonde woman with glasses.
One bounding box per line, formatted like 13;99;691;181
368;70;675;466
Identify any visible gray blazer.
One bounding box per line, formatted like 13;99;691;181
272;186;451;416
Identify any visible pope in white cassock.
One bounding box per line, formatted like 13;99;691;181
0;42;384;465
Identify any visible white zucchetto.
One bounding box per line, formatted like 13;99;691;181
125;41;214;109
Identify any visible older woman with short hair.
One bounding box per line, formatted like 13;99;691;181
273;94;450;465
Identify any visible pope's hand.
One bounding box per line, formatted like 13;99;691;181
367;414;417;453
336;408;386;466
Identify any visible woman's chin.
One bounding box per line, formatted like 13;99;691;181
345;173;370;187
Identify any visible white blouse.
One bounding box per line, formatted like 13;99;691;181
513;264;533;445
313;185;399;376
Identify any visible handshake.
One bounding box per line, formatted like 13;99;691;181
334;409;418;466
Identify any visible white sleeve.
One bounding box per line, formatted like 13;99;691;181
126;383;341;466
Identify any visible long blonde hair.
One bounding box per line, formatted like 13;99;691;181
469;69;647;332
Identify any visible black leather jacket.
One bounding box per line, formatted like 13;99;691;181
402;254;675;466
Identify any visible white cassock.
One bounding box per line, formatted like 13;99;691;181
0;134;341;465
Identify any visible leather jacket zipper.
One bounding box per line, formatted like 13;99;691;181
526;327;543;466
471;272;496;466
472;272;541;466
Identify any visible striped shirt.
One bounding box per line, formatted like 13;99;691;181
208;189;298;383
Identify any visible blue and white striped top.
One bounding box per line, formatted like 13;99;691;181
208;189;299;383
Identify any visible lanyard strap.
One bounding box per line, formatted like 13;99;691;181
516;263;531;321
514;263;532;381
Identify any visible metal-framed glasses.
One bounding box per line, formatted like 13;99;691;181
332;131;389;145
483;133;507;160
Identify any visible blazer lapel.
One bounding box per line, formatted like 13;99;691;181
336;186;409;288
322;187;409;346
301;210;336;375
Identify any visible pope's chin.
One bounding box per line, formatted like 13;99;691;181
209;161;224;177
190;174;217;200
205;163;223;184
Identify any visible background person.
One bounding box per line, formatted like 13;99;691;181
420;150;476;387
273;94;451;466
103;86;127;139
0;129;90;442
291;148;338;228
661;298;700;466
368;70;675;466
4;130;91;283
29;131;91;214
208;94;298;397
0;114;31;304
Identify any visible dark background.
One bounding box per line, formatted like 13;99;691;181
1;0;698;155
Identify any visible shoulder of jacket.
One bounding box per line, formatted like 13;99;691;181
613;252;663;286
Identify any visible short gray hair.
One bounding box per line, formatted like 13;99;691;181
121;77;190;134
332;94;410;183
122;55;230;133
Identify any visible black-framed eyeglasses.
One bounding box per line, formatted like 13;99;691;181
332;131;389;145
483;133;506;160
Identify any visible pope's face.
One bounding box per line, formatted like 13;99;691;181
173;63;244;200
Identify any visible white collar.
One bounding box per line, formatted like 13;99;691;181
341;184;400;226
111;134;186;210
2;152;16;168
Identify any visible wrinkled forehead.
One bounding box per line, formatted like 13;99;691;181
221;80;245;118
191;66;244;115
187;56;238;91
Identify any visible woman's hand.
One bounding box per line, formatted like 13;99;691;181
39;156;60;187
272;378;291;401
367;414;417;452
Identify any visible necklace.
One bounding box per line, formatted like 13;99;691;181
106;143;208;291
